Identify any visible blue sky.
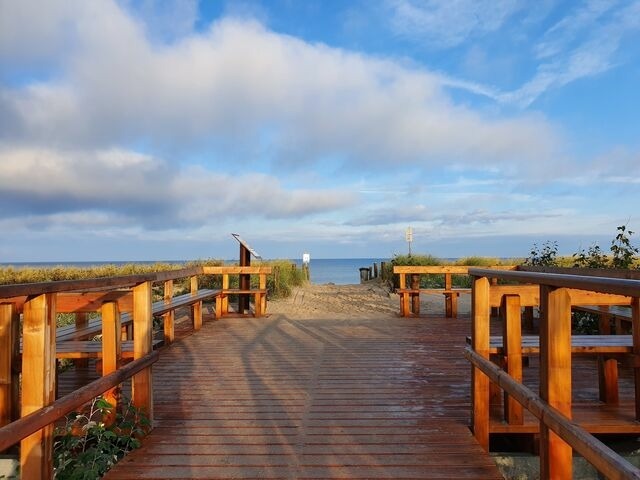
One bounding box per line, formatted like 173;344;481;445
0;0;639;261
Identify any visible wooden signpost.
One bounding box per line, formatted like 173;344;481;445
231;234;262;314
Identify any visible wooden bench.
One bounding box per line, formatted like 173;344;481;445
202;266;272;317
470;334;633;406
393;265;516;318
54;289;221;342
396;288;470;317
17;288;223;367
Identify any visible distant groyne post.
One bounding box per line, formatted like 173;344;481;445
359;268;370;283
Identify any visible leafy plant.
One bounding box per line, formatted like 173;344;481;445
524;241;559;266
53;396;149;479
610;224;639;269
573;243;608;268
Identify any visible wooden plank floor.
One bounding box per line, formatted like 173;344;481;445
104;314;503;479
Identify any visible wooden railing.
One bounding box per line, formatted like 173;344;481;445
392;265;517;317
467;268;640;479
0;264;273;479
202;266;272;317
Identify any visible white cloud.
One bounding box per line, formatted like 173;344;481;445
386;0;523;48
0;146;356;226
0;1;559;171
502;0;640;107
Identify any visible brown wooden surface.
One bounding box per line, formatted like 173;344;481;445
21;293;57;480
105;314;502;479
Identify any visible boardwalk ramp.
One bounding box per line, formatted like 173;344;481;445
106;309;502;479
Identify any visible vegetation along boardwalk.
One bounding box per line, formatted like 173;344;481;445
106;311;502;479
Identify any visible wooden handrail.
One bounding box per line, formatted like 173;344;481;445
0;267;207;299
469;268;640;297
465;348;640;480
392;265;517;274
0;274;155;298
202;266;272;275
0;350;159;452
153;266;202;282
519;265;640;280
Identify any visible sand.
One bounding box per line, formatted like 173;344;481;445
267;279;472;319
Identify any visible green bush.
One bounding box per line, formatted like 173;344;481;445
53;396;149;479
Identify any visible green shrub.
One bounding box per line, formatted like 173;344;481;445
53;396;149;479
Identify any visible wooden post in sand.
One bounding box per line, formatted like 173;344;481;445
410;274;420;315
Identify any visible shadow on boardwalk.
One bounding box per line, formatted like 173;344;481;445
105;284;501;479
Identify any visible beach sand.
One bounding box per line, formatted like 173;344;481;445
267;279;472;319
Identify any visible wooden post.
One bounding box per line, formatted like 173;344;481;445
101;301;121;426
132;282;153;424
75;312;89;368
539;286;572;480
502;295;523;425
380;261;386;281
410;274;420;315
523;306;534;331
259;273;267;316
445;273;453;317
239;245;251;314
399;273;409;317
0;303;18;429
632;297;640;420
597;305;618;404
490;277;499;318
471;276;490;451
190;275;202;330
222;274;229;315
373;263;378;278
163;279;174;344
21;293;56;480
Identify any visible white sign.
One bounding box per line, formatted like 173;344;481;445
405;227;413;243
302;253;310;264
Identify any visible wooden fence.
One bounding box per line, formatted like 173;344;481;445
0;265;271;479
466;267;640;479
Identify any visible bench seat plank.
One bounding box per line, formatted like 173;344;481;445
481;334;633;355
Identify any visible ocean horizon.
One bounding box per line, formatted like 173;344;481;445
0;258;391;285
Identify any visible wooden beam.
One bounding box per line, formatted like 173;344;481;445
0;303;18;429
21;293;57;480
539;286;572;480
502;295;523;425
202;266;273;275
56;291;133;313
102;301;121;426
163;280;174;344
471;275;490;451
221;274;229;315
259;274;267;315
490;285;539;308
393;265;517;275
190;276;202;330
132;282;153;425
632;297;640;421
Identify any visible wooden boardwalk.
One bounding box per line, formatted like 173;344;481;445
105;313;501;479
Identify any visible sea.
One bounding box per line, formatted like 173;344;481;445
1;258;389;286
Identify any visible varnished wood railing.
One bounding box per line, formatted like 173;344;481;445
0;265;257;479
467;268;640;479
392;265;517;316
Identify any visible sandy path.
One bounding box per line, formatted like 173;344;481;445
268;280;472;319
